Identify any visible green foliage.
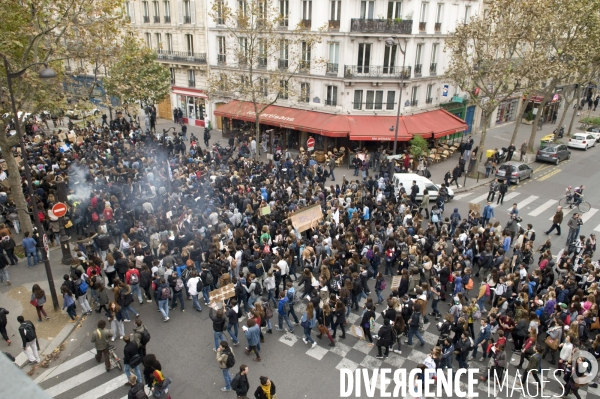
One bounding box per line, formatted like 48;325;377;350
409;135;429;158
525;111;535;121
104;36;171;106
579;116;600;126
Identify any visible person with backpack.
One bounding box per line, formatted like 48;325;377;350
21;231;39;268
246;274;262;309
210;308;228;351
123;335;143;384
275;291;294;333
155;278;170;322
450;208;461;236
127;374;148;399
126;265;143;305
374;272;386;305
186;271;203;312
405;303;425;347
17;315;39;365
117;281;140;322
167;271;185;312
200;264;214;306
132;319;151;358
216;341;235;392
230;364;250;398
285;282;300;324
72;270;93;316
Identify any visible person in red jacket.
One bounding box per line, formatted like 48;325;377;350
125;265;143;304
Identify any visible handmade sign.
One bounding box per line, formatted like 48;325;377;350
260;205;271;216
468;202;481;215
290;204;323;233
208;283;236;308
350;324;365;341
391;276;401;291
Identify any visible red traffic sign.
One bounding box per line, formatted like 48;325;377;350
307;137;315;150
52;202;67;218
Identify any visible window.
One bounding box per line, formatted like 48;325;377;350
144;33;152;48
217;36;226;64
353;90;363;110
279;39;289;68
426;84;433;103
415;44;423;75
188;69;195;87
365;90;384;110
163;1;171;23
435;3;443;23
430;43;438;73
411;86;418;106
238;0;247;17
215;0;224;24
330;1;341;20
182;0;193;24
300;83;310;102
155;33;162;49
125;1;135;22
463;5;470;24
327;42;339;73
166;33;173;52
279;80;289;99
419;2;427;22
383;44;396;74
143;1;150;22
386;91;395;110
153;1;160;22
357;43;371;73
387;1;402;19
279;0;289;27
360;1;374;19
169;68;175;84
300;41;311;71
326;85;338;106
302;0;312;20
259;78;268;97
239;37;248;65
258;39;267;67
185;34;194;55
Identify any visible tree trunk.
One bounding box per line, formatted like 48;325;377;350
471;110;493;177
527;99;548;152
567;86;581;137
254;115;261;160
509;95;532;147
4;147;33;234
556;89;575;139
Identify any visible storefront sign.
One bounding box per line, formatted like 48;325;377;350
442;85;449;96
452;95;464;103
552;94;559;102
245;111;295;122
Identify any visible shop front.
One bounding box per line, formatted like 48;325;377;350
496;97;520;124
523;94;561;124
172;87;209;127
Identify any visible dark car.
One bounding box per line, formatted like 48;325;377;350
536;143;571;165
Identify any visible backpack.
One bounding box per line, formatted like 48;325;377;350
77;280;89;295
38;211;45;223
21;322;35;342
225;350;235;369
139;328;151;346
484;284;491;297
196;278;204;292
465;278;474;291
253;282;262;296
451;213;460;225
379;279;387;290
134;388;148;399
365;248;374;261
283;300;291;313
203;270;214;286
91;212;99;222
529;231;536;242
129;273;139;285
473;308;482;320
332;276;342;292
175;278;184;291
235;282;246;298
161;287;171;300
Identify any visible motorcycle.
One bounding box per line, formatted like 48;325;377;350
552;125;565;138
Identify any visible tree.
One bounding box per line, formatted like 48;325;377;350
0;0;125;233
444;0;533;175
104;36;171;109
206;0;323;159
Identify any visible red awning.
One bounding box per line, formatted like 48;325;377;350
172;86;208;98
530;95;561;103
348;109;468;141
213;100;350;138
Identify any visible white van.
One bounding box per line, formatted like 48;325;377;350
392;173;454;202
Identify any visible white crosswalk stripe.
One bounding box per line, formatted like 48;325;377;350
594;223;600;232
581;208;599;224
452;192;474;201
501;191;520;202
44;363;108;398
508;195;538;211
528;199;558;216
72;374;128;399
34;350;96;383
469;193;491;204
551;206;574;220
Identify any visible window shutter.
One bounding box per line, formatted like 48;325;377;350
190;0;196;24
130;2;136;23
177;0;183;24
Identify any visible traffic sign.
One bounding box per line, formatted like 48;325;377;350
52;202;67;218
43;234;49;253
307;137;315;151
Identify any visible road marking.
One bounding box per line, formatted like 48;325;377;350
72;374;128;399
44;364;108;398
469;193;491;204
593;223;600;232
528;199;558;216
552;206;575;220
508;195;538;211
34;350;96;384
533;164;551;173
452;192;474;201
502;191;521;202
581;208;599;223
537;169;562;182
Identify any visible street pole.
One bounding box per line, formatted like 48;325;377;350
4;59;60;310
55;180;74;265
388;38;408;155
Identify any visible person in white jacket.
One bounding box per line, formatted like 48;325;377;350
186;271;202;312
558;334;574;375
263;271;276;307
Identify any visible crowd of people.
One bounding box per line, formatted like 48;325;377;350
1;111;600;398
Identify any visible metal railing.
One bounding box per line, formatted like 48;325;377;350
217;54;227;64
430;63;437;74
189;80;196;88
153;16;160;23
143;16;150;23
434;22;441;32
156;50;207;64
414;64;422;76
410;100;418;106
426;98;433;104
300;19;311;29
325;99;337;106
184;15;191;23
326;63;339;74
350;18;412;34
419;22;426;31
328;20;340;30
257;57;267;69
344;65;411;79
278;59;288;69
164;16;171;23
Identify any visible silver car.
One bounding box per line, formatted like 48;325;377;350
495;161;533;184
536;143;571;164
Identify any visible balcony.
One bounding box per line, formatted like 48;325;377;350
344;65;411;79
217;54;227;65
426;98;433;104
328;20;340;31
300;19;311;29
164;16;171;23
326;63;339;75
430;63;437;75
414;64;422;76
325;99;337;106
189;80;196;88
257;57;267;69
278;59;288;69
153;16;160;23
156;50;207;64
350;18;412;34
419;22;426;32
434;22;441;32
183;15;191;24
410;100;418;106
143;16;150;23
299;61;311;73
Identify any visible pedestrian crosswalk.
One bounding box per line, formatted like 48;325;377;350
35;349;132;399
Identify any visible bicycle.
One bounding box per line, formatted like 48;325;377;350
108;345;122;371
558;195;591;213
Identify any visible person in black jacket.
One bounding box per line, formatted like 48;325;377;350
17;315;40;364
376;318;393;358
0;307;10;345
254;376;276;399
209;308;227;351
127;375;145;399
231;364;250;398
123;335;142;384
360;303;376;344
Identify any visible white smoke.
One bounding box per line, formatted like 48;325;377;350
67;162;93;203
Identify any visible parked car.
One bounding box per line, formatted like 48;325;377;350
568;133;596;150
495;161;533;184
536;143;571;164
580;130;600;142
586;126;600;134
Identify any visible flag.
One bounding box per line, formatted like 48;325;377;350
333;209;339;225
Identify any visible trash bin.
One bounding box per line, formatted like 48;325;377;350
486;149;495;159
540;134;554;149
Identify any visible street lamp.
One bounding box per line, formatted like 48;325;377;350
3;59;60;310
386;37;408;155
